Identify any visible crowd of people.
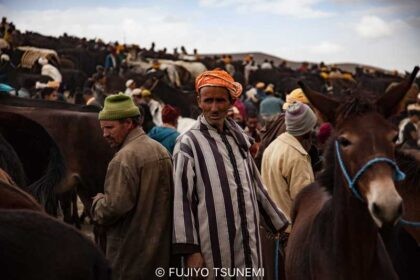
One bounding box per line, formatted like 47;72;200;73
1;16;419;280
90;70;289;279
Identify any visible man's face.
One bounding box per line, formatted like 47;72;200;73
198;86;231;130
246;117;259;131
143;96;151;103
100;119;132;148
98;77;106;87
46;91;58;101
132;95;142;106
300;132;313;152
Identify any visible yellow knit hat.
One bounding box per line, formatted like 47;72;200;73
282;88;310;110
141;89;152;97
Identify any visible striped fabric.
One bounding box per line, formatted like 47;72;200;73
173;116;288;279
17;46;59;69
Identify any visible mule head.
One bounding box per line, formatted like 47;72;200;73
299;66;419;227
336;112;403;227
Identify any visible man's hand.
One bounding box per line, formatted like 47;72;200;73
186;252;204;268
92;193;104;201
185;253;205;279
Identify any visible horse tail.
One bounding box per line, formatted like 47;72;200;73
0;133;27;187
27;137;66;216
1;106;68;217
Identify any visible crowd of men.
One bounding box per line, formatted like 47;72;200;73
1;17;419;280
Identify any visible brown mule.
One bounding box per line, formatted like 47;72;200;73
285;66;419;280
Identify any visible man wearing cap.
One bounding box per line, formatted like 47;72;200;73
282;88;310;111
124;79;136;97
259;83;284;121
141;88;162;126
38;57;62;83
172;69;288;277
83;88;102;108
255;81;267;101
91;93;173;280
254;87;312;169
261;102;317;231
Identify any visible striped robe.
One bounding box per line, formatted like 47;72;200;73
172;116;288;279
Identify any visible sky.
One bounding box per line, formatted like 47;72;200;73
1;0;419;71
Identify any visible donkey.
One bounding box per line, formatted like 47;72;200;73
285;66;419;280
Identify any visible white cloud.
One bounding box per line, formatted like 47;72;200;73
355;15;392;39
1;2;418;72
2;5;255;54
199;0;237;8
199;0;333;18
309;41;343;54
5;6;194;48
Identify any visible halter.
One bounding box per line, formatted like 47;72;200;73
334;140;406;202
335;140;420;228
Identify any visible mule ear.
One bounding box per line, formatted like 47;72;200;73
376;66;419;117
298;81;338;124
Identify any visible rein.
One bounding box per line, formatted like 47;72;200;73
399;219;420;227
335;140;420;227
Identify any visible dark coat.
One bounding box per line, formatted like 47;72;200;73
92;127;173;280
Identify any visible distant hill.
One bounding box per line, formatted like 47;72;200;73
202;51;392;74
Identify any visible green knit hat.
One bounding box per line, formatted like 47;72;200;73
98;93;140;120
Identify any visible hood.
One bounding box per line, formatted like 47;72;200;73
148;126;178;142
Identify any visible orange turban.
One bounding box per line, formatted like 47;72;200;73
195;69;242;99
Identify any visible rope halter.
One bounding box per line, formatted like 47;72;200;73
334;140;406;202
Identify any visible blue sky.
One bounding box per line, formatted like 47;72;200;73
1;0;419;71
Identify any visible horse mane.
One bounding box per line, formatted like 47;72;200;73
395;149;420;192
318;136;336;194
318;91;379;194
0;113;67;215
27;136;66;216
334;90;377;122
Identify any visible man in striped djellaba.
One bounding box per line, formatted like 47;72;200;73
172;69;289;279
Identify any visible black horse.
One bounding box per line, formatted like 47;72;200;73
0;209;110;280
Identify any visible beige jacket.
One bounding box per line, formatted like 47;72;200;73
92;127;173;280
261;132;314;231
